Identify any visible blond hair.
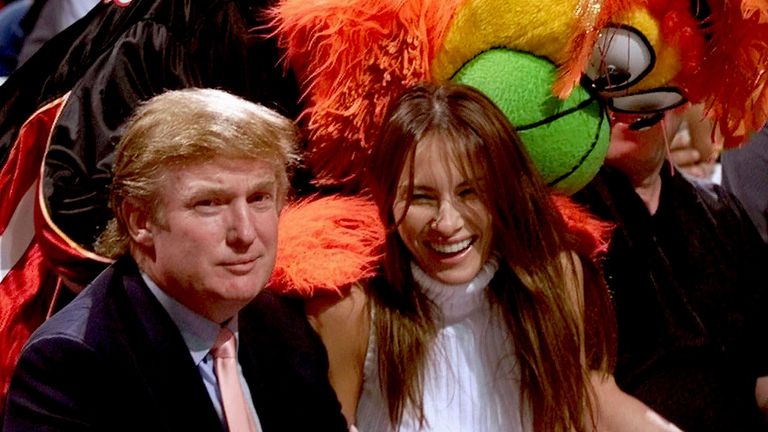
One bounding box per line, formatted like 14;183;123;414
95;88;300;258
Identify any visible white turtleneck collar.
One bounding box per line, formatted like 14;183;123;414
410;255;500;325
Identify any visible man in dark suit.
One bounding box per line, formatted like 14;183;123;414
1;88;348;431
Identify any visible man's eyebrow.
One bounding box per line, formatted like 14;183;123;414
248;178;276;191
181;185;228;203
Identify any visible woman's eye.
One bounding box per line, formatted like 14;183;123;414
411;193;436;204
584;26;654;93
458;187;477;199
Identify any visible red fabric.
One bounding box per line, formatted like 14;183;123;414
0;102;62;234
0;98;66;409
272;0;462;189
35;192;113;288
269;195;384;297
0;95;106;409
0;244;57;408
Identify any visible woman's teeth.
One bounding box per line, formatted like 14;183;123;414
429;238;472;254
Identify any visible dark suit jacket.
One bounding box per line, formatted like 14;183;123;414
2;257;348;431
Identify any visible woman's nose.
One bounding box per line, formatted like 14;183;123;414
430;200;463;235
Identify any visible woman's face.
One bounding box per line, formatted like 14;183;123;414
392;137;493;285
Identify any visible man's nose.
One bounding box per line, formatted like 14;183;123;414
226;200;257;249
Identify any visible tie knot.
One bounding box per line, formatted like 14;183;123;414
211;327;237;359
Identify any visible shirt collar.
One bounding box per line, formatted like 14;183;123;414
140;272;238;366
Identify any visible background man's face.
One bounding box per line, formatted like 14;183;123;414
142;157;280;323
606;109;684;173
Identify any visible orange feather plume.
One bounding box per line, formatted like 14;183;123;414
269;195;385;297
554;0;643;99
267;194;611;297
685;0;768;147
553;195;614;259
269;0;462;190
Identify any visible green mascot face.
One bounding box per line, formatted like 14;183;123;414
452;49;610;194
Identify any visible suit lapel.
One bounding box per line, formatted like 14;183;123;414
114;258;224;431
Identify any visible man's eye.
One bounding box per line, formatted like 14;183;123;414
249;193;274;208
193;198;225;214
194;199;216;208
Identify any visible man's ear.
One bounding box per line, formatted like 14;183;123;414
123;199;155;247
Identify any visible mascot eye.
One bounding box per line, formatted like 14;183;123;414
608;88;686;113
584;26;655;92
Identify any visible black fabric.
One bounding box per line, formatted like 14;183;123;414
1;257;347;431
0;0;301;251
722;125;768;244
574;164;768;432
239;294;349;432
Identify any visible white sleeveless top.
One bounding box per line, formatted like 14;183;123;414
356;258;530;432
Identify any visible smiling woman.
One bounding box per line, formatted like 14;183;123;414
391;135;493;286
351;82;618;432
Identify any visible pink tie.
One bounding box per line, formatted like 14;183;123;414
211;328;258;432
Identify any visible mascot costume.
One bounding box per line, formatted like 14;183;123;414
1;0;767;417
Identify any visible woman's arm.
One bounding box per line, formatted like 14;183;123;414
305;282;370;426
756;376;768;422
591;372;683;432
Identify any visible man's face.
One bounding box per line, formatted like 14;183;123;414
605;109;684;174
139;157;280;323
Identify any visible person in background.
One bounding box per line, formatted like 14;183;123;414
2;88;348;431
0;0;32;76
668;104;722;182
15;0;99;67
668;103;767;244
720;124;768;244
574;105;768;431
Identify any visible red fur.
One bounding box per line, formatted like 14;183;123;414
685;0;768;147
270;0;463;190
557;0;768;146
269;195;385;297
553;195;614;259
554;0;642;98
267;194;611;298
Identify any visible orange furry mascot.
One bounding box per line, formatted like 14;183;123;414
266;3;768;425
267;0;768;295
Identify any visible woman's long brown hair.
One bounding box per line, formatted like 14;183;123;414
366;83;615;431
